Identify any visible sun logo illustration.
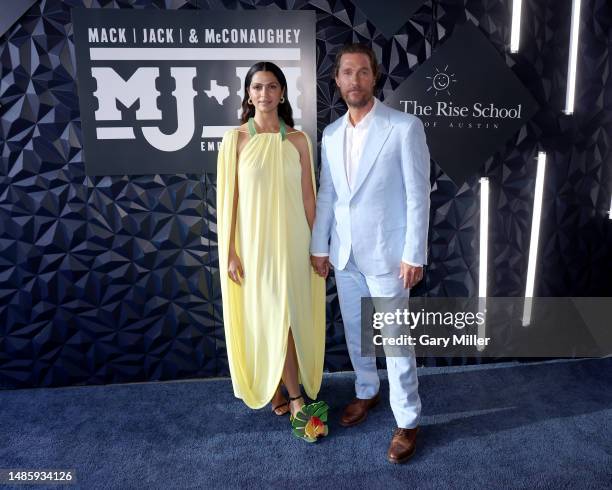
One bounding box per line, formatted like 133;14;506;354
426;65;457;96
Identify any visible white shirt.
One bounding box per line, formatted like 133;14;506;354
312;98;421;268
344;97;377;188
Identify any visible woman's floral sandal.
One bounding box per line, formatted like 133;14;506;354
288;395;303;423
290;397;330;443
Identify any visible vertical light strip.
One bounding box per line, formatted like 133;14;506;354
564;0;582;114
523;151;547;326
525;152;547;297
478;178;490;351
608;196;612;219
479;177;490;298
510;0;523;53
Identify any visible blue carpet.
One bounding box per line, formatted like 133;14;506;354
0;358;611;489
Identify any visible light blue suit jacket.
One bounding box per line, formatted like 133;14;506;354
311;99;431;276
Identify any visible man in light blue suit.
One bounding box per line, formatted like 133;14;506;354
311;44;431;463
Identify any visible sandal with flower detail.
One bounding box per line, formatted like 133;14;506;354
290;396;330;443
288;395;304;422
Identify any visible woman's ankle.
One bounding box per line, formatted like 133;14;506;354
288;395;304;415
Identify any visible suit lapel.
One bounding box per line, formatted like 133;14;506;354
350;102;392;197
327;121;351;197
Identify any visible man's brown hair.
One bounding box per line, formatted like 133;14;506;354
333;43;380;80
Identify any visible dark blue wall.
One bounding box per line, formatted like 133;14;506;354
1;0;611;389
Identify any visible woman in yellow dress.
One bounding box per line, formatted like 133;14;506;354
216;62;328;440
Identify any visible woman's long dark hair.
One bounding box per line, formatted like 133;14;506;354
240;62;294;127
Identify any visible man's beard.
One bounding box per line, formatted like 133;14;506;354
344;89;373;108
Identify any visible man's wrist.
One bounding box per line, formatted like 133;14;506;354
311;253;329;258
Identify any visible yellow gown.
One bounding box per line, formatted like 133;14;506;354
216;118;326;409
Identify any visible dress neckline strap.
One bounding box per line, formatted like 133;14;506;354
247;117;287;140
247;117;257;137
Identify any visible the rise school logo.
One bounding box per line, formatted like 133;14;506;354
385;23;538;185
72;9;316;176
402;64;524;121
427;65;457;96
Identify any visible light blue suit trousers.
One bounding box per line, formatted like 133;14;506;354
335;253;422;428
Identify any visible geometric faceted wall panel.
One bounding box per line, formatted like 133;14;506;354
1;0;611;389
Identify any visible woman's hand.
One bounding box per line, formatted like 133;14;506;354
228;249;244;285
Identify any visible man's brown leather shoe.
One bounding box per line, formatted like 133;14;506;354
339;392;380;427
387;427;419;464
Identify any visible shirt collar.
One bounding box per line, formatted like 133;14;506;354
344;97;378;130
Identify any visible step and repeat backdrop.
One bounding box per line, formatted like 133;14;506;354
1;0;610;388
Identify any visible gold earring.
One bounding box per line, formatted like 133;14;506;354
248;98;253;105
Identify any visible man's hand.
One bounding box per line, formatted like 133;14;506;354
399;262;423;289
310;255;330;279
